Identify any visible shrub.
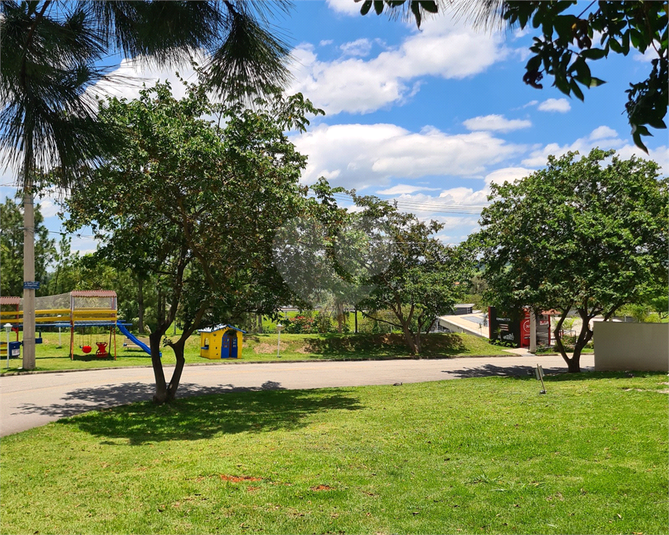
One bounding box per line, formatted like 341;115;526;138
284;315;315;334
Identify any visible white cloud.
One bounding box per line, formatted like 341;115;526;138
522;125;623;167
588;125;619;141
292;123;526;189
326;0;361;16
520;125;668;174
288;18;507;115
376;184;440;195
537;98;571;113
70;234;98;256
35;199;59;218
319;39;334;47
633;46;661;63
340;38;373;57
463;114;532;133
89;56;202;103
483;167;533;186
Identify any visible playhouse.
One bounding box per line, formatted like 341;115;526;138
199;325;245;359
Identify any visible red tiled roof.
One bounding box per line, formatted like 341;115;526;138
70;290;117;297
0;297;21;305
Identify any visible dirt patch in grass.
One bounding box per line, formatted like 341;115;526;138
253;343;288;354
310;485;334;491
220;475;263;482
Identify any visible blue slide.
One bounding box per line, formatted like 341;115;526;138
117;323;152;356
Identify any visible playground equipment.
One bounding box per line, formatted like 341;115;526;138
0;298;21;359
95;341;108;357
0;291;121;359
199;325;245;359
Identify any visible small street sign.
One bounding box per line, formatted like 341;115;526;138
23;281;40;290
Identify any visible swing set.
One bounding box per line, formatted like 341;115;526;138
69;291;117;359
0;290;118;360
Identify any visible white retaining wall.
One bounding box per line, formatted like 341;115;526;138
594;322;668;372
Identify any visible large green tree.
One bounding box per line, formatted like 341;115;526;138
0;196;55;297
64;80;319;403
358;0;667;151
0;0;293;369
472;148;668;372
353;194;470;355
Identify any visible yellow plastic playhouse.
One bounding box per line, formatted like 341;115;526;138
199;324;245;359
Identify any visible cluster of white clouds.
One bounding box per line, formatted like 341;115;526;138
463;114;531;132
291;122;526;189
288;16;508;115
9;0;664;254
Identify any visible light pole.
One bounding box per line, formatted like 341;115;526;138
5;323;12;369
276;324;284;358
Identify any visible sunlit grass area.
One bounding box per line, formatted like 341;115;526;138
2;372;667;534
0;331;507;374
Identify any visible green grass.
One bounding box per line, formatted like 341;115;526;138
1;372;667;534
0;331;507;374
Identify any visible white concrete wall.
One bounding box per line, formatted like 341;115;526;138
594;322;668;372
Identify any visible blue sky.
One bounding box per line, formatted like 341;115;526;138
2;0;667;252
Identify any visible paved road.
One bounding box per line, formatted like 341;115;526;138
0;354;593;437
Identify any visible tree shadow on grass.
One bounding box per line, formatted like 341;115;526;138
444;363;578;379
443;365;664;382
18;381;363;445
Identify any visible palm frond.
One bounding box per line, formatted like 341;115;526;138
448;0;508;32
205;3;292;100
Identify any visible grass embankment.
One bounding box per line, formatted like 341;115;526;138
0;331;506;374
1;372;667;534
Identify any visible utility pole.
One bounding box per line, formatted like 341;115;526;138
529;308;537;354
22;182;36;369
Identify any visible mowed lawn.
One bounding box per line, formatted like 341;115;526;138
1;372;667;534
0;332;507;374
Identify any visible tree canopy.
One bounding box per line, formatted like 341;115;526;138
358;0;667;151
0;0;295;369
353;194;470;355
63;80;321;402
0;196;55;297
471;148;668;372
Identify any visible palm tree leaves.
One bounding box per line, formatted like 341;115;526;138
1;1;111;185
205;2;291;99
0;0;295;187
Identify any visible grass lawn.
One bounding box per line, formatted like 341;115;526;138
1;372;667;534
0;331;507;374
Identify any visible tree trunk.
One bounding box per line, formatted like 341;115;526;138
570;310;595;374
150;330;169;404
166;337;187;402
553;309;580;372
137;277;145;334
401;323;417;355
336;302;344;333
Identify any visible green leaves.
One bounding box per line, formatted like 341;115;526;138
504;1;667;151
473;148;668;366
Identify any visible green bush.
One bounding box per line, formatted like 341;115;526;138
284;315;315;334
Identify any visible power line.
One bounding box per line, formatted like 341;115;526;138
330;193;486;215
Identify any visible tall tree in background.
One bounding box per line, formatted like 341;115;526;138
0;0;293;369
353;195;470;355
358;0;667;151
64;80;319;403
472;149;668;372
0;197;55;297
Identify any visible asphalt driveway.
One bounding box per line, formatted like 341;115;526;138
0;354;593;437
